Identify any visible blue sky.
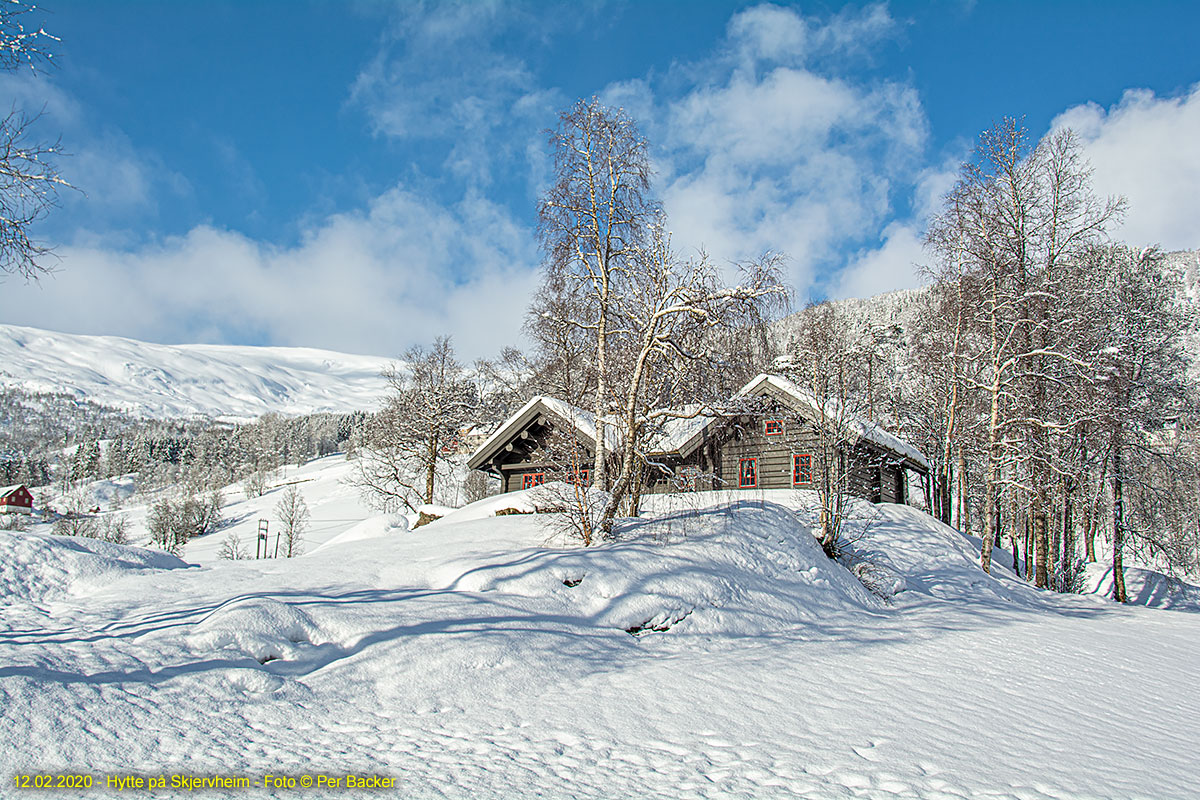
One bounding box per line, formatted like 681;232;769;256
2;1;1198;359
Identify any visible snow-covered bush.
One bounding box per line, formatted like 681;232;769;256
1;513;30;531
532;481;613;546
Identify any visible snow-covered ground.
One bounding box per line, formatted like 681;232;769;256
2;484;1198;799
0;323;393;420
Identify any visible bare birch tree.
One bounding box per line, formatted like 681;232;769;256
1089;245;1191;601
354;337;479;512
926;119;1124;580
274;484;309;559
779;302;882;556
597;219;788;536
533;100;788;541
537;98;656;493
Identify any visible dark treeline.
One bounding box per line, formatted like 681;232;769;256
0;385;367;496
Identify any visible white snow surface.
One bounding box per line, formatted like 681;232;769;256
307;513;410;556
2;483;1198;798
0;323;393;420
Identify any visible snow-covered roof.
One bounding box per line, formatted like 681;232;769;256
739;374;930;471
469;374;930;473
466;396;622;471
645;410;717;455
0;485;29;497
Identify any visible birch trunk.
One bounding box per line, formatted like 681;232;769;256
1111;443;1128;603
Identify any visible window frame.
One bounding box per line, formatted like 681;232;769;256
764;419;784;437
792;453;813;486
738;457;758;489
522;472;545;490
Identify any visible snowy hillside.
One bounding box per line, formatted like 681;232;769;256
0;324;393;420
2;476;1198;798
772;249;1200;361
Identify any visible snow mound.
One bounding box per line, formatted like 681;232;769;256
307;513;409;555
425;499;877;637
0;530;187;604
1085;564;1200;611
188;597;328;664
83;475;137;509
844;503;1031;605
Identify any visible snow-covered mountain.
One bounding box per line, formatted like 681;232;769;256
0;324;394;421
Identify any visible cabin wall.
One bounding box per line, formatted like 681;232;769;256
653;416;911;505
490;420;594;494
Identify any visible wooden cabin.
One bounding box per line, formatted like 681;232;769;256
467;374;929;504
0;484;33;513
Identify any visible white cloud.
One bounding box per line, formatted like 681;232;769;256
726;3;895;67
0;2;951;357
1052;84;1200;251
829;157;960;300
0;187;540;360
830;221;925;300
347;2;563;189
646;4;927;297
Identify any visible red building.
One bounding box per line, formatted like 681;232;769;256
0;484;33;513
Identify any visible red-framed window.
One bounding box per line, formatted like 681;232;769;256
764;419;783;436
738;457;758;488
566;469;591;486
522;472;545;489
793;453;813;486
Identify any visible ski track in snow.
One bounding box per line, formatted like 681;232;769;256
2;488;1198;799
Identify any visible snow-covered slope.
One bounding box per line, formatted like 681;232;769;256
3;483;1198;798
0;323;393;420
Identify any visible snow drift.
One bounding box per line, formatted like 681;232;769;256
0;530;188;604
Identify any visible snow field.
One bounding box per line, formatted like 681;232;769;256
0;323;393;421
1;481;1199;798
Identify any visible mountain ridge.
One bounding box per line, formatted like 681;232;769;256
0;324;394;421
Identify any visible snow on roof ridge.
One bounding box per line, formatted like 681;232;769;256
471;374;929;472
744;373;929;470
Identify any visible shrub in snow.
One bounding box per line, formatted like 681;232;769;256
98;513;130;545
531;482;613;547
148;491;223;555
1;513;30;532
52;511;101;538
217;532;250;560
242;468;271;498
463;469;497;504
